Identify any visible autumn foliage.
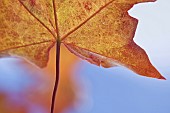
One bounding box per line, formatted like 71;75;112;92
0;0;164;79
0;0;166;113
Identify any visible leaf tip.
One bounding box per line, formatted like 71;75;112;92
158;76;166;80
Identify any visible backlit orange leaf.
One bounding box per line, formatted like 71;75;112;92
0;0;164;82
0;93;28;113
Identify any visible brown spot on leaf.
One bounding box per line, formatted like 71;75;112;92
29;0;36;6
83;1;92;11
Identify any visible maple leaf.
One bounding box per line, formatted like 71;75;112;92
0;0;165;79
0;0;166;113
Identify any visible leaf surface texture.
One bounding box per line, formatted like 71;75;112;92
0;0;164;79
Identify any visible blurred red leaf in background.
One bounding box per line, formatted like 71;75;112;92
0;45;83;113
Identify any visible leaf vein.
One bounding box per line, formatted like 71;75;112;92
18;0;56;39
61;0;114;40
0;40;54;52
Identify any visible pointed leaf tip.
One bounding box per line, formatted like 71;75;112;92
158;76;166;80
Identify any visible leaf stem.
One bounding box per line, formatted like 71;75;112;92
50;39;61;113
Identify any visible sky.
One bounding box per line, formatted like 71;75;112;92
0;0;170;113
